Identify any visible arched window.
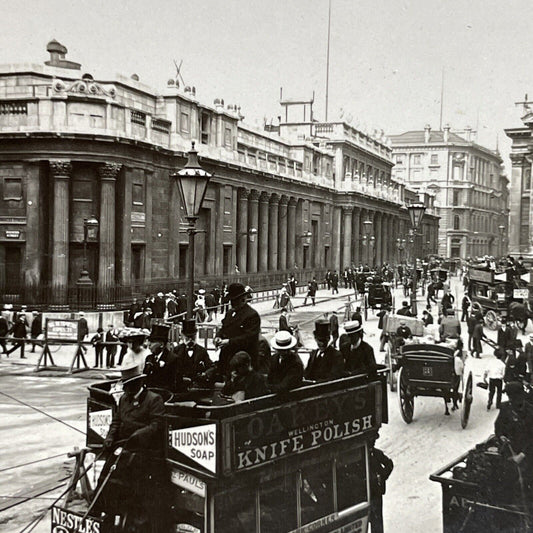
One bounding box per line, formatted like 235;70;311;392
453;215;460;230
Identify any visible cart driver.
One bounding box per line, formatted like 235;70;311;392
339;320;377;376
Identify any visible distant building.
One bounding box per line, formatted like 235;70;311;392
505;102;533;256
0;41;437;306
390;125;508;259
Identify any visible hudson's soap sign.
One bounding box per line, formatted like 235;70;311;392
231;383;378;471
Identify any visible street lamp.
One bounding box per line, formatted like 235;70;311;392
407;202;426;315
77;215;99;286
498;225;505;256
171;142;213;319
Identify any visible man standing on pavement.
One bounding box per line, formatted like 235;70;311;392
339;320;377;376
105;324;118;368
331;270;339;294
30;310;42;352
78;311;89;354
303;278;318;306
461;294;471;322
7;315;27;358
472;317;485;358
329;310;339;348
305;320;344;382
0;311;8;354
214;283;261;380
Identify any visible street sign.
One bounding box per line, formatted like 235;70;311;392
45;318;79;342
513;288;529;300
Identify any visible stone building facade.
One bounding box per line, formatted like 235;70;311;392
0;42;438;305
505;104;533;256
390;126;508;259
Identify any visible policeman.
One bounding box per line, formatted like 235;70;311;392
305;320;344;381
339;320;377;376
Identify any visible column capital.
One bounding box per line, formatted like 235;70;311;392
342;205;353;214
510;153;527;165
249;189;261;202
288;197;297;207
269;193;280;205
259;191;270;203
279;195;289;206
99;162;122;181
238;187;250;200
49;160;72;178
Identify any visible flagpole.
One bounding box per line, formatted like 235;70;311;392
325;0;331;122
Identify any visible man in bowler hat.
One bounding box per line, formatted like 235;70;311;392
214;283;261;380
305;320;344;381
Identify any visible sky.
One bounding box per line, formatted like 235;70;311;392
0;0;532;169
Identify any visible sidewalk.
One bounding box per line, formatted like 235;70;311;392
0;287;359;378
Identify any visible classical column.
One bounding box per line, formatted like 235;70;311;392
331;206;342;272
287;198;297;270
237;188;249;273
352;207;360;266
278;195;288;271
24;163;41;294
248;190;260;273
258;192;269;272
342;206;352;270
50;160;72;302
98;163;121;290
375;212;382;266
295;199;304;269
268;194;279;270
509;154;524;255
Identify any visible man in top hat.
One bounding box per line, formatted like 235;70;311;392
305;320;344;382
175;319;213;390
144;324;179;392
214;283;261;380
268;330;304;393
339;320;377;376
104;361;165;452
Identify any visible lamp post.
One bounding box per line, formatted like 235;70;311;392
407;203;426;316
171;142;213;319
77;216;99;286
498;224;505;257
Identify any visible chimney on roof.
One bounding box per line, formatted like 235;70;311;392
424;124;431;143
465;125;472;142
443;123;450;143
45;39;81;70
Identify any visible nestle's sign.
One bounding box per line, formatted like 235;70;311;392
231;384;378;471
51;506;102;533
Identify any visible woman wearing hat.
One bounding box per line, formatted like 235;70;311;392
214;283;261;379
339;320;377;376
267;330;304;393
121;329;151;370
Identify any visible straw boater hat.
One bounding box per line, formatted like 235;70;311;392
344;320;363;335
120;360;146;385
119;327;150;342
270;330;297;350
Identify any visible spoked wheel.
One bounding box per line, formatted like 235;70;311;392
385;343;397;392
461;372;473;429
398;366;414;423
484;310;499;331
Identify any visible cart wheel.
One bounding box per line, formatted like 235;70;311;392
398;367;414;423
461;372;473;429
386;343;397;392
484;310;498;331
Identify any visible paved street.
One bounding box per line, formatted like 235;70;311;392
0;279;521;532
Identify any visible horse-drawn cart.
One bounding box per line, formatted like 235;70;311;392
396;342;473;428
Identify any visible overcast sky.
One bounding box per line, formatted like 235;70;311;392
1;0;532;168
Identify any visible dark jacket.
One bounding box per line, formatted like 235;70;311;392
78;317;89;340
128;302;142;324
30;314;42;337
495;400;533;457
370;447;394;497
305;346;345;381
106;388;165;451
497;326;515;352
218;303;261;375
339;337;377;375
144;348;180;392
396;307;413;317
152;296;166;319
222;370;269;400
308;281;318;296
0;317;8;337
12;321;27;339
268;351;304;393
396;325;412;339
329;314;339;336
174;342;213;385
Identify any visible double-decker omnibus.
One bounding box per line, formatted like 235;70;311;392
54;369;388;533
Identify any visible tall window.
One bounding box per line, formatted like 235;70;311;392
413;154;421;165
452;190;461;205
453;215;460;230
431;154;438;165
